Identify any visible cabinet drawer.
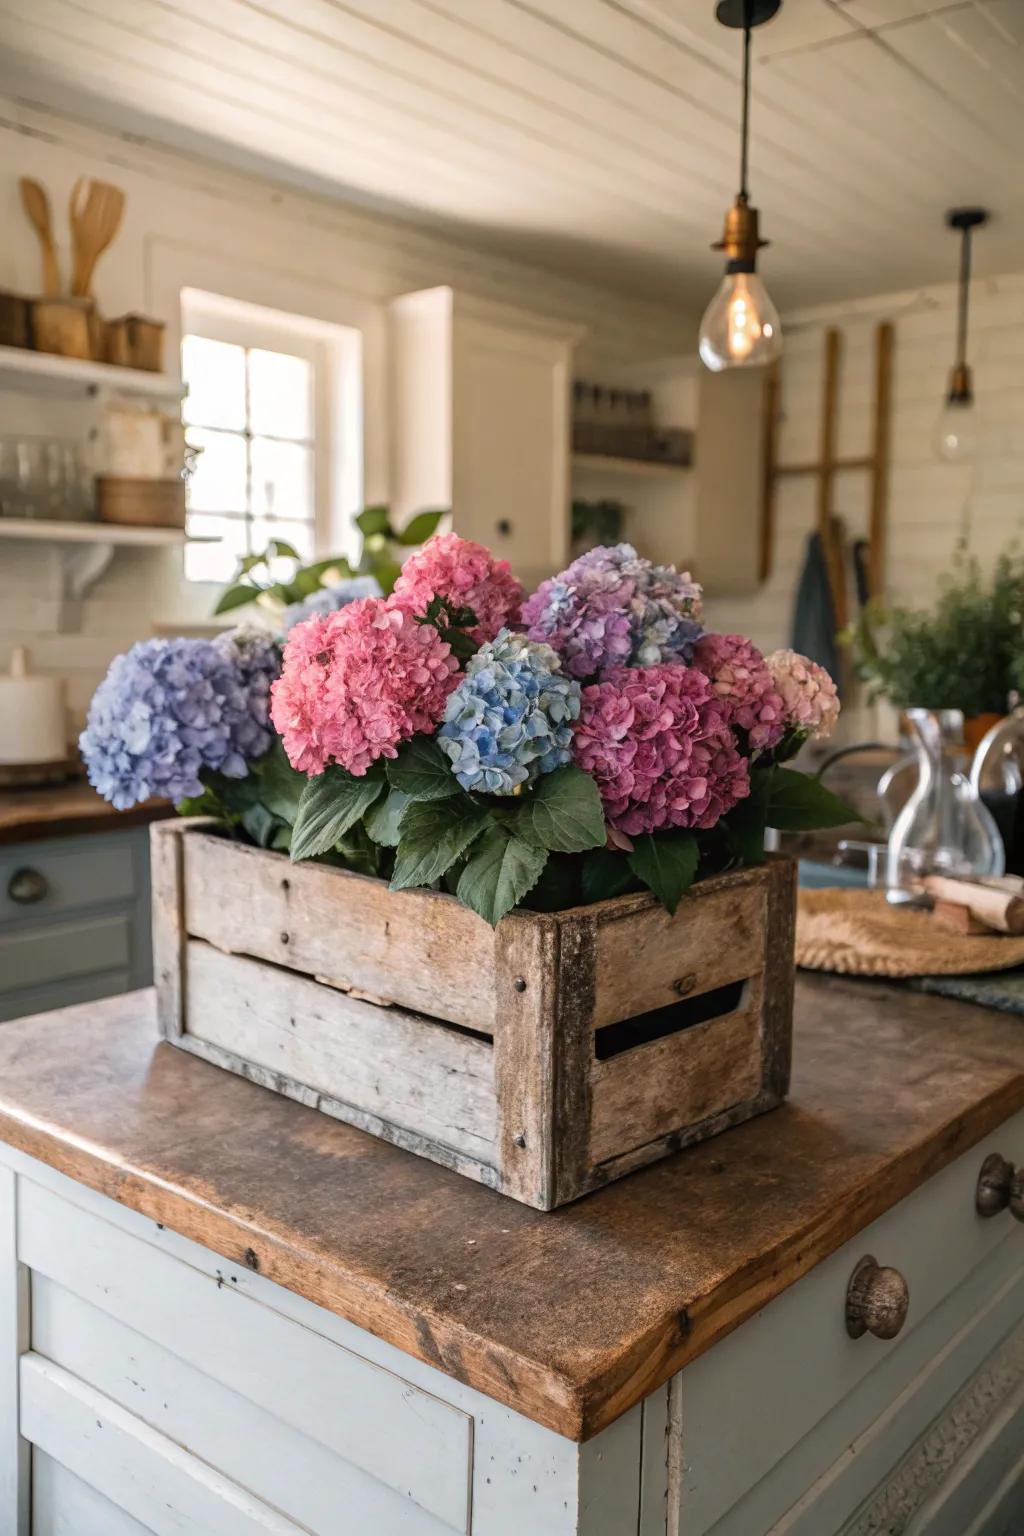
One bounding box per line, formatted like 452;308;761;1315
679;1110;1024;1535
0;913;131;993
20;1182;473;1535
0;833;136;924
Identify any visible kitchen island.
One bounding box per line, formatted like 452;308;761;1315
0;974;1022;1534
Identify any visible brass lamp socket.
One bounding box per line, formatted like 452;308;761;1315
947;361;974;405
711;194;768;274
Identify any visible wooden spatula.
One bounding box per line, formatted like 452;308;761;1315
69;176;125;299
19;178;60;296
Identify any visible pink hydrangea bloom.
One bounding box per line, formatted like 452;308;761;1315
389;532;524;643
270;597;459;777
693;632;786;751
573;664;749;835
765;649;841;742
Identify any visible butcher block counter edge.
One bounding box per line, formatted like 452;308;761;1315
0;781;172;845
0;975;1021;1442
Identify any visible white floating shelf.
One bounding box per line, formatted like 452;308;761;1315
0;518;206;546
0;345;183;401
571;453;691;479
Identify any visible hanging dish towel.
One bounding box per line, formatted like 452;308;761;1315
791;531;842;692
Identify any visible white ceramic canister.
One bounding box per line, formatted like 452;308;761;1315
0;647;66;764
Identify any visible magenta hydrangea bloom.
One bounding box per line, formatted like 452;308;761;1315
766;649;841;742
270;597;459;777
573;664;749;835
389;532;524;644
693;633;786;751
523;543;703;679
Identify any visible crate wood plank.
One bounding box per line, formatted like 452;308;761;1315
588;986;765;1167
0;979;1022;1441
150;819;187;1040
590;871;768;1029
183;941;496;1169
181;830;499;1031
493;917;559;1207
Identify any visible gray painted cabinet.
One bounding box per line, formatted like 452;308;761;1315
2;1113;1023;1534
0;828;153;1021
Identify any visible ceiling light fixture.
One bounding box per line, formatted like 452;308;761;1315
699;0;783;372
935;207;988;463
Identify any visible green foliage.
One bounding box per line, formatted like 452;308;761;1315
413;594;480;662
763;766;859;832
212;506;447;616
627;831;699;915
363;787;411;848
289;763;386;863
571;498;626;550
456;826;548;927
846;550;1024;717
387;738;461;801
513;766;606;854
390;796;491;891
581;847;638;903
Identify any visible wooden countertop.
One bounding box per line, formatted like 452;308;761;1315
0;781;172;845
0;976;1022;1441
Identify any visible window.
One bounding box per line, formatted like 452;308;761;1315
182;335;316;583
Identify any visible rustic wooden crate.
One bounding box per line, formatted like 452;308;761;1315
152;821;796;1210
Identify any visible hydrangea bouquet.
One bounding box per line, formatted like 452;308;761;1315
82;535;853;925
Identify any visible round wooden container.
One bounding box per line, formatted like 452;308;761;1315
97;476;186;528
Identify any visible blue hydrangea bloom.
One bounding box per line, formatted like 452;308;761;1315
80;630;281;810
438;630;580;795
281;575;382;635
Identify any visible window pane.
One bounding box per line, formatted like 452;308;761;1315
182;336;247;430
184;513;247;584
250;437;313;519
186;427;247;514
248;348;312;440
251;518;315;564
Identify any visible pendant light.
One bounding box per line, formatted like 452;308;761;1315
699;0;783;372
935;207;988;463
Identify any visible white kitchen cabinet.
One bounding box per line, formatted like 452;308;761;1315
1;1120;1023;1534
389;287;580;589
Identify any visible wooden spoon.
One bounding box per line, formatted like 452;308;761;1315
19;178;60;296
69;176;125;299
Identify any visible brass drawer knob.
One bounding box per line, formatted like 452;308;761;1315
846;1255;909;1340
976;1152;1024;1222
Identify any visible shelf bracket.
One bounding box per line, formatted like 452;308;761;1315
52;541;116;631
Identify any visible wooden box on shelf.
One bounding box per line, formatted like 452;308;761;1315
97;476;185;529
152;822;796;1210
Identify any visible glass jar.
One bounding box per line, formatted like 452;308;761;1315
885;708;1005;903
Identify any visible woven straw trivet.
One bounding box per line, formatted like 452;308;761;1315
796;887;1024;978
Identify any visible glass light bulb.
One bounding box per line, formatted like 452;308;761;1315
934;395;981;463
699;270;782;371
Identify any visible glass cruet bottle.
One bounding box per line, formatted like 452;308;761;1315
885;708;1005;904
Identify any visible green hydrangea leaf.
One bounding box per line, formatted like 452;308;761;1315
355;504;391;537
764;766;859;831
364;787;412;847
628;831;699;915
386;737;461;801
581;847;637;904
240;802;280;849
456;826;548;927
251;739;305;824
290;763;385;863
395;509;445;546
514;766;606;853
213;583;257;616
390;797;490;891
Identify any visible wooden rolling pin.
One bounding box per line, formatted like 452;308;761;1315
919;874;1024;935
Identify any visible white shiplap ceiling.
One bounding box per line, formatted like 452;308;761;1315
0;0;1020;309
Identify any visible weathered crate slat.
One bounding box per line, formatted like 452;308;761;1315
153;821;796;1210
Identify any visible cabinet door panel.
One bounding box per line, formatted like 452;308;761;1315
33;1449;154;1536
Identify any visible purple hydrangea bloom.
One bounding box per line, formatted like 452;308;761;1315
523;544;703;679
438;630;580;794
281;575;382;635
80;631;281;810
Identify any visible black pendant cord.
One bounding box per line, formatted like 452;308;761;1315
739;2;752;199
956;224;972;371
